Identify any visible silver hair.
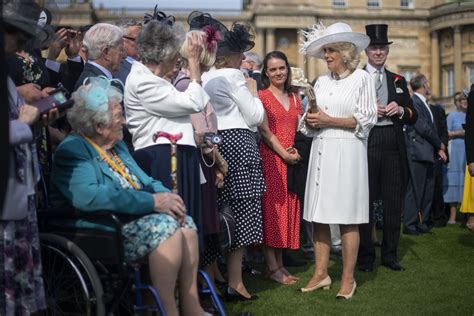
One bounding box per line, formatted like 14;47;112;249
115;19;142;36
410;74;428;91
68;83;123;137
244;51;263;68
136;20;184;65
83;23;123;60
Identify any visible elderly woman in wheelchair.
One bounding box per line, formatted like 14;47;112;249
50;76;207;316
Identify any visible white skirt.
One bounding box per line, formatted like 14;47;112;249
303;135;370;224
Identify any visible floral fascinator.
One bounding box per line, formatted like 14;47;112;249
187;11;227;53
217;22;255;56
299;22;370;59
80;76;124;112
143;4;175;26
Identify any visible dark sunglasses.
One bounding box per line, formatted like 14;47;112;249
123;36;136;42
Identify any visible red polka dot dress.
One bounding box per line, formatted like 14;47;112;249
259;89;301;249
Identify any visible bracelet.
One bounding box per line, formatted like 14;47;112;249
190;79;202;85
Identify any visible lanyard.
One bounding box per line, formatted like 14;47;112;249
83;135;140;190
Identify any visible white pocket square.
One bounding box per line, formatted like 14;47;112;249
396;88;404;93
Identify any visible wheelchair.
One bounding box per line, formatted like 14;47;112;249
38;209;226;316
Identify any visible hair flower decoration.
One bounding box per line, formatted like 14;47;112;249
299;22;326;55
202;25;223;53
80;76;124;112
143;4;175;26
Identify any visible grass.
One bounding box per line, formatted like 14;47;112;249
223;224;474;316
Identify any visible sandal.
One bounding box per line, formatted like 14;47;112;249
265;268;297;285
279;266;300;281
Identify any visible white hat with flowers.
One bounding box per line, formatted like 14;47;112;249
299;22;370;59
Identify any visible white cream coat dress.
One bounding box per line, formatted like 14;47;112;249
300;69;377;224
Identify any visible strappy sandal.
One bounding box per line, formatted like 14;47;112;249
265;268;297;285
279;266;300;282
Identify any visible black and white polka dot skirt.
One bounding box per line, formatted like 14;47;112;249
217;129;265;251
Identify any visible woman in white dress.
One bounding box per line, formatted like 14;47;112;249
298;23;377;299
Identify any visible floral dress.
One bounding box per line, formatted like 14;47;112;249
106;152;196;262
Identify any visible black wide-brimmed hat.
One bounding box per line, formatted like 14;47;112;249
365;24;393;46
187;11;228;34
2;0;54;46
217;22;255;56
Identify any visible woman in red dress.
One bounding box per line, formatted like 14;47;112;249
259;51;302;285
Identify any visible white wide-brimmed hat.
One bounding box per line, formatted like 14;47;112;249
299;22;370;59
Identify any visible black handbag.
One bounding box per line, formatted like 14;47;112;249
218;202;236;254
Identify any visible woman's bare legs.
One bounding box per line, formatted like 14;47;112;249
148;230;183;316
303;223;331;289
263;246;297;284
179;228;204;316
448;204;458;223
227;247;252;298
339;224;359;295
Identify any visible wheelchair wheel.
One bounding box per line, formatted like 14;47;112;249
40;233;106;316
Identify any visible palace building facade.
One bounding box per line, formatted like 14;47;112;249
53;0;474;109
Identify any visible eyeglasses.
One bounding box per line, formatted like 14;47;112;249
123;36;136;42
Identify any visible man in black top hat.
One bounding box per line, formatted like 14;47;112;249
357;24;417;273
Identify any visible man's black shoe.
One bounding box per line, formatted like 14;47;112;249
403;228;420;235
330;245;342;257
358;265;374;273
382;261;405;271
416;226;432;234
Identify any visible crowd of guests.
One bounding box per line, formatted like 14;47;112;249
2;1;474;315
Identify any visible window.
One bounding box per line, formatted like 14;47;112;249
400;69;418;83
333;0;346;7
468;66;474;86
444;68;454;97
367;0;380;8
400;0;414;9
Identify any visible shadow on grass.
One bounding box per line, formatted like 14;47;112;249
458;232;474;248
397;236;417;262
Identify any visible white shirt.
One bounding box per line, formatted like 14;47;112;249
365;63;385;79
202;68;264;131
124;61;209;149
414;92;434;122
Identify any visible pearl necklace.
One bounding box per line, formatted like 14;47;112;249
331;69;352;80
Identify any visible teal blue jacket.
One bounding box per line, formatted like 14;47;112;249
51;134;169;229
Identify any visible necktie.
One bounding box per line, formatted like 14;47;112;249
375;70;383;104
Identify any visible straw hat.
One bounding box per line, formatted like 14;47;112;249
300;22;370;59
291;67;309;88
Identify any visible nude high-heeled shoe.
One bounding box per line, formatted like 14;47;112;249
336;281;356;299
300;275;332;293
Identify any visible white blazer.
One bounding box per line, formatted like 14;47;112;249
202;68;264;131
124;61;209;149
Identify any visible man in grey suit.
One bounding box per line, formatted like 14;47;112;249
115;20;142;84
404;74;447;234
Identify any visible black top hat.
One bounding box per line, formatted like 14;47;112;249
365;24;393;45
217;23;255;56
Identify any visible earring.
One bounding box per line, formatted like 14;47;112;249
343;58;348;64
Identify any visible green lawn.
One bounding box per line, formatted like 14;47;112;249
224;225;474;315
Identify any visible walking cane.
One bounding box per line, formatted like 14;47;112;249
152;131;183;194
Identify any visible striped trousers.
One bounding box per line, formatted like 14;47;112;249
358;125;404;266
